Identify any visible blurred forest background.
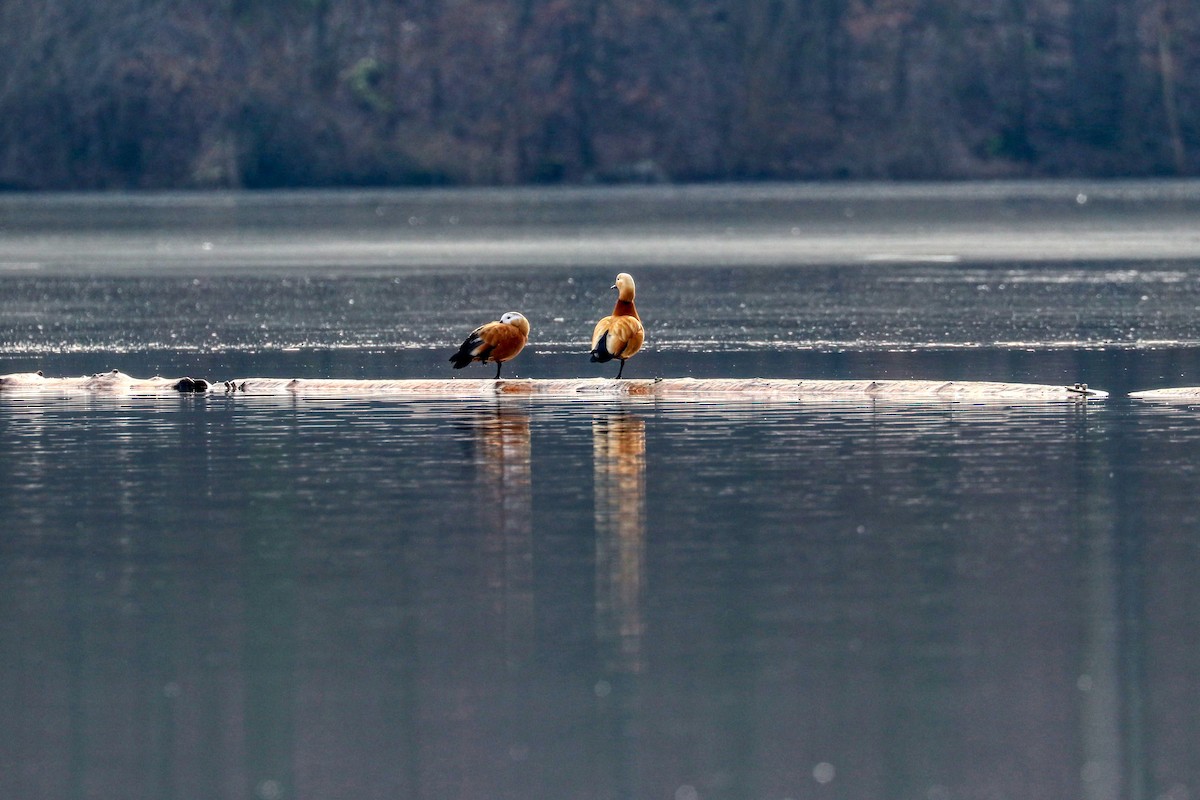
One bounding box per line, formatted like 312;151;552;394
1;0;1198;190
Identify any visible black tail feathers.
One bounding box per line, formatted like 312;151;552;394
590;333;613;363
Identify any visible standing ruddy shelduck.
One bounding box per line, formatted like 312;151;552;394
590;272;644;379
449;312;530;379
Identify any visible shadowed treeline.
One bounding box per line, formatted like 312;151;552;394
1;0;1198;190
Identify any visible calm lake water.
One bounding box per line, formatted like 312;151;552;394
3;183;1200;800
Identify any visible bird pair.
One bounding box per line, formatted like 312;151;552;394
449;273;644;379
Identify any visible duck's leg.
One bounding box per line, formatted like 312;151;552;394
615;360;625;379
495;361;503;380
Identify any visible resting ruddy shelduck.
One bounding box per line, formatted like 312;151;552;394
590;272;644;379
449;312;530;379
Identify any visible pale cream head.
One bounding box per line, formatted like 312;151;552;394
500;311;530;335
612;273;636;301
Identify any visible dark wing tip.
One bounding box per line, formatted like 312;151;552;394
590;332;613;362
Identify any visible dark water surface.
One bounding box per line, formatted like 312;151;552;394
4;184;1200;800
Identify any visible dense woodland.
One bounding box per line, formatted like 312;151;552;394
1;0;1198;189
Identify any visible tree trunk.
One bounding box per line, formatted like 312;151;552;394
1157;0;1186;173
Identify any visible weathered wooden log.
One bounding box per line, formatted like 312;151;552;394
1128;387;1200;401
0;370;208;393
0;374;1104;400
220;377;1107;400
0;371;1107;400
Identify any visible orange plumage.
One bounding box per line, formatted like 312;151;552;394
450;312;530;379
590;273;644;378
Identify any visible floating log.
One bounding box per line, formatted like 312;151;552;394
0;370;209;393
1128;387;1200;402
0;371;1107;401
219;377;1107;401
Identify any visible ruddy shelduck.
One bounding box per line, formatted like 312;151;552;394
449;311;530;379
590;272;644;378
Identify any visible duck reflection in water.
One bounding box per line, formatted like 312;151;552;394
470;401;534;670
593;413;647;676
